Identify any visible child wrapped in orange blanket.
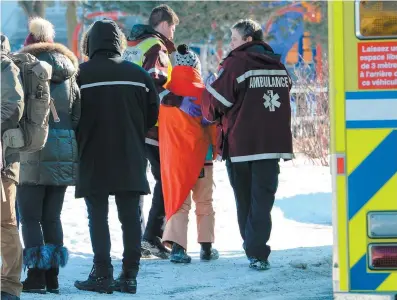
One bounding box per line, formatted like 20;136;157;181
159;44;218;263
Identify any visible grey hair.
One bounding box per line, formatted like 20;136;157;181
80;22;94;60
232;19;264;42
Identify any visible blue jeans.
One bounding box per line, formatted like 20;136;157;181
226;159;279;261
85;191;141;269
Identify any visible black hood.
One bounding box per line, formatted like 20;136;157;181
246;43;280;58
128;24;158;41
227;41;282;68
128;24;176;53
88;19;123;59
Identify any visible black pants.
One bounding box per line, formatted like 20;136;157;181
85;191;141;269
226;159;279;261
143;144;166;241
17;185;67;249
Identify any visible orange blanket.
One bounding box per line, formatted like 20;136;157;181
159;66;216;220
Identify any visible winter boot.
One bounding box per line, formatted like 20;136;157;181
48;245;69;268
22;268;46;294
170;243;191;264
22;245;53;294
200;243;219;261
1;291;20;300
113;267;138;294
248;257;271;271
74;264;114;294
141;237;171;259
44;245;68;294
141;246;152;258
45;268;59;294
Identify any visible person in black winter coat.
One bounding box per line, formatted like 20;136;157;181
16;18;80;294
74;20;159;295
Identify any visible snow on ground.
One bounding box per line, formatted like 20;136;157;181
22;157;333;299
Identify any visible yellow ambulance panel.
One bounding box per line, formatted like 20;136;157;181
329;1;397;297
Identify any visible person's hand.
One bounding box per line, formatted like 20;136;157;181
213;152;222;161
180;96;202;117
201;117;213;127
204;72;218;86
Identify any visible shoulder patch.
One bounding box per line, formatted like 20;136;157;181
123;48;144;64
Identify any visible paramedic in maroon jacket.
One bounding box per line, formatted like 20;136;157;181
201;19;294;271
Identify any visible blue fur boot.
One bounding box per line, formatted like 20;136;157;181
22;246;51;294
46;245;69;294
22;245;69;294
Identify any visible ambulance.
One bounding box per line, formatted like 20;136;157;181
329;1;397;298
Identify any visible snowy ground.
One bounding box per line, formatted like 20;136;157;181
21;157;333;299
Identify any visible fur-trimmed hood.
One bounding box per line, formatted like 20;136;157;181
1;34;11;54
19;42;78;83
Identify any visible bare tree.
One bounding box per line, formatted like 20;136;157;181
291;55;329;166
66;1;78;49
19;0;46;19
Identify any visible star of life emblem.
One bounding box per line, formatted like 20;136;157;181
263;90;281;112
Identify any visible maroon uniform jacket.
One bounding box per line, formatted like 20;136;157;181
128;25;183;146
202;41;294;163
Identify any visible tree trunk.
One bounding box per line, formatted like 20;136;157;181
66;1;78;49
18;0;46;19
33;1;45;18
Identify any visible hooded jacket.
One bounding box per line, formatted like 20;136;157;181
18;42;81;185
1;34;24;182
76;20;159;198
202;41;294;163
159;65;217;219
127;24;184;146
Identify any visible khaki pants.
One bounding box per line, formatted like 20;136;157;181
1;177;23;297
163;165;215;249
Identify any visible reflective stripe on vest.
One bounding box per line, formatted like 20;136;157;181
123;38;172;84
123;38;172;127
124;38;159;66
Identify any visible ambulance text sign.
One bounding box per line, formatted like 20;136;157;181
358;41;397;90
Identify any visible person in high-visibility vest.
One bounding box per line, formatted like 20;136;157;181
123;5;201;260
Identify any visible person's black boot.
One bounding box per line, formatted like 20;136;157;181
200;243;219;261
1;291;20;300
74;264;114;294
22;268;46;294
113;267;138;294
248;257;271;271
141;237;171;259
45;268;59;294
141;246;152;258
169;243;191;264
44;245;68;294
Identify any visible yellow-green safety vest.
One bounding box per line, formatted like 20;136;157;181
123;37;172;127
